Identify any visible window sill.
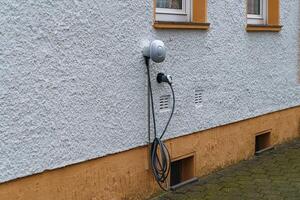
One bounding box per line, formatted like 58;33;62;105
153;22;210;30
246;24;283;32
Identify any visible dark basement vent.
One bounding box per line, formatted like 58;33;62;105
195;89;203;106
170;154;197;190
255;131;273;155
159;95;170;111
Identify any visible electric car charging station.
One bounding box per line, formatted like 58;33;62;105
1;1;300;200
143;40;174;190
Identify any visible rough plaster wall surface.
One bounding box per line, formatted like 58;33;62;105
298;0;300;83
0;0;300;183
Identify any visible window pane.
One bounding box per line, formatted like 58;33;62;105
156;0;182;9
248;0;260;15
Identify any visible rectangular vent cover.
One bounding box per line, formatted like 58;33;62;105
195;89;203;106
159;95;170;111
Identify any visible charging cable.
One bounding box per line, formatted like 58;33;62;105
145;58;175;190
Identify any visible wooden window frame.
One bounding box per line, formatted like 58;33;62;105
246;0;282;32
153;0;210;30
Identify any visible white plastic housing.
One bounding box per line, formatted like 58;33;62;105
143;40;166;63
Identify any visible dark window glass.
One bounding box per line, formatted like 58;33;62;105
156;0;183;9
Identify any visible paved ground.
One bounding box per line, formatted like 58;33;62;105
154;139;300;200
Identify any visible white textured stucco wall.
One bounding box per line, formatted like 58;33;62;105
0;0;300;183
298;1;300;84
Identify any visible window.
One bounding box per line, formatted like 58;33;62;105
246;0;282;32
156;0;191;22
153;0;210;30
247;0;267;25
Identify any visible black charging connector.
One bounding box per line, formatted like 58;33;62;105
157;73;172;84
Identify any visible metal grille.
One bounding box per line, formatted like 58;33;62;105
195;89;203;106
159;95;170;111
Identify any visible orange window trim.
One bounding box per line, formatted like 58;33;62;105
193;0;207;23
267;0;280;25
153;0;208;29
247;0;281;32
153;22;210;30
246;24;282;32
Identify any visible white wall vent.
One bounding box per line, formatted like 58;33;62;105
195;89;203;106
159;95;170;111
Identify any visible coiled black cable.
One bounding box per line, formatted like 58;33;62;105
145;58;175;190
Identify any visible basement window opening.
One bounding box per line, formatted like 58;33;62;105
170;154;196;189
255;131;272;155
